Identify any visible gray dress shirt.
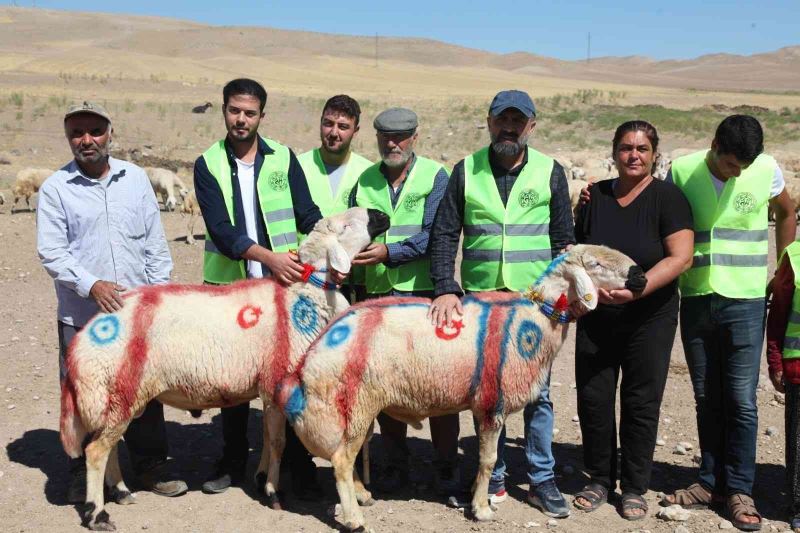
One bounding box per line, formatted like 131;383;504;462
37;157;173;327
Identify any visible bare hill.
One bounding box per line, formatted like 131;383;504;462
1;6;798;94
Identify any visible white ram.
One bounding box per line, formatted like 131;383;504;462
60;207;390;531
277;245;642;531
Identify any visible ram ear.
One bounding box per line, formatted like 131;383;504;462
327;239;351;274
567;265;598;311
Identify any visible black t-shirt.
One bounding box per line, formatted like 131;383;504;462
575;177;693;312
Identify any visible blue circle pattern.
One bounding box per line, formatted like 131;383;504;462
516;320;542;360
326;324;351;348
89;315;121;346
291;296;319;336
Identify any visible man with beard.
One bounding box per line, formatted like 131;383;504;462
348;107;459;496
37;101;185;503
427;90;575;518
298;94;372;301
193;78;326;498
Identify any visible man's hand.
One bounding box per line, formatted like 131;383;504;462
330;269;348;285
90;280;126;313
770;370;785;393
427;294;463;327
579;184;593;206
263;251;305;286
352;243;389;266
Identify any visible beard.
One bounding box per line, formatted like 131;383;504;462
491;131;529;157
72;142;109;165
380;144;414;168
322;136;351;155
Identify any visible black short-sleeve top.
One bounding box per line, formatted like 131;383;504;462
575;177;694;311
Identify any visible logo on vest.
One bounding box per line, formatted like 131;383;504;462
518;188;539;208
403;192;422;211
339;188;351;206
268;171;288;192
733;192;756;214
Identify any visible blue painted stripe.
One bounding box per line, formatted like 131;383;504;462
534;253;567;285
494;306;518;417
469;303;491;396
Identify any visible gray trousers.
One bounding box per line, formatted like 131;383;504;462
58;321;169;474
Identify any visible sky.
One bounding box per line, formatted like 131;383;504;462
6;0;799;61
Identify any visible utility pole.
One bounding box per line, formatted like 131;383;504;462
374;33;379;68
586;32;591;63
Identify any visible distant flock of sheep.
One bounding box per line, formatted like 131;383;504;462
3;148;799;239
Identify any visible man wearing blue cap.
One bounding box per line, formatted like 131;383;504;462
428;90;574;518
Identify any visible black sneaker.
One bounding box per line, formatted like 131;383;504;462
202;460;245;494
528;479;570;518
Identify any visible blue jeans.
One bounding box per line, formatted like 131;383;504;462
680;294;765;496
488;378;555;486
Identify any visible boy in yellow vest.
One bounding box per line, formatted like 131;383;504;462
767;240;800;532
298;95;372;301
193;78;326;498
428;90;575;518
662;115;795;530
348;107;458;495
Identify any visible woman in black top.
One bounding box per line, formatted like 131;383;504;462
572;121;694;520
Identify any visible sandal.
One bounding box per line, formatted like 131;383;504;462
727;494;762;531
620;492;648;521
660;482;722;509
573;482;608;512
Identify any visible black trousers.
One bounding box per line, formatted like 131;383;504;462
786;382;800;515
221;403;315;475
58;321;169;475
575;294;678;495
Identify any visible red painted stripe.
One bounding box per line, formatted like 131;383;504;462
335;308;383;428
263;287;291;397
479;306;509;428
105;290;162;421
121;278;275;300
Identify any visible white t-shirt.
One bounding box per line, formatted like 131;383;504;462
236;158;263;279
709;165;785;199
323;163;347;197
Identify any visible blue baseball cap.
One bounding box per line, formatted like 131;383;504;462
489;90;536;118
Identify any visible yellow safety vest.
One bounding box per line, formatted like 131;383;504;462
355;156;445;294
461;146;553;292
782;241;800;359
202;137;297;284
672;150;774;298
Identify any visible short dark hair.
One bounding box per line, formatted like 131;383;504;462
223;78;268;112
713;114;764;164
322;95;361;126
612;120;660;158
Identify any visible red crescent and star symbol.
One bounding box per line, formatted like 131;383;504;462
435;319;464;340
237;304;263;329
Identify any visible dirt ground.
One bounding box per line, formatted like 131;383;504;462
0;204;794;533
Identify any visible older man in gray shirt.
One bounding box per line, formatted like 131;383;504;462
37;101;186;503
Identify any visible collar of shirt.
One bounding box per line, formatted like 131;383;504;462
488;145;528;177
379;153;417;207
65;157;127;185
223;135;275;175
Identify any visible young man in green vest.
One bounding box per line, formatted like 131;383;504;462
193;78;326;498
661;115;795;530
298;94;372;301
428;90;575;518
348;107;458;495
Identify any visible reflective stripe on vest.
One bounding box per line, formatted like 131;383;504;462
782;242;800;359
461;146;553;292
355;156;445;294
672;150;774;299
201;137;297;284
